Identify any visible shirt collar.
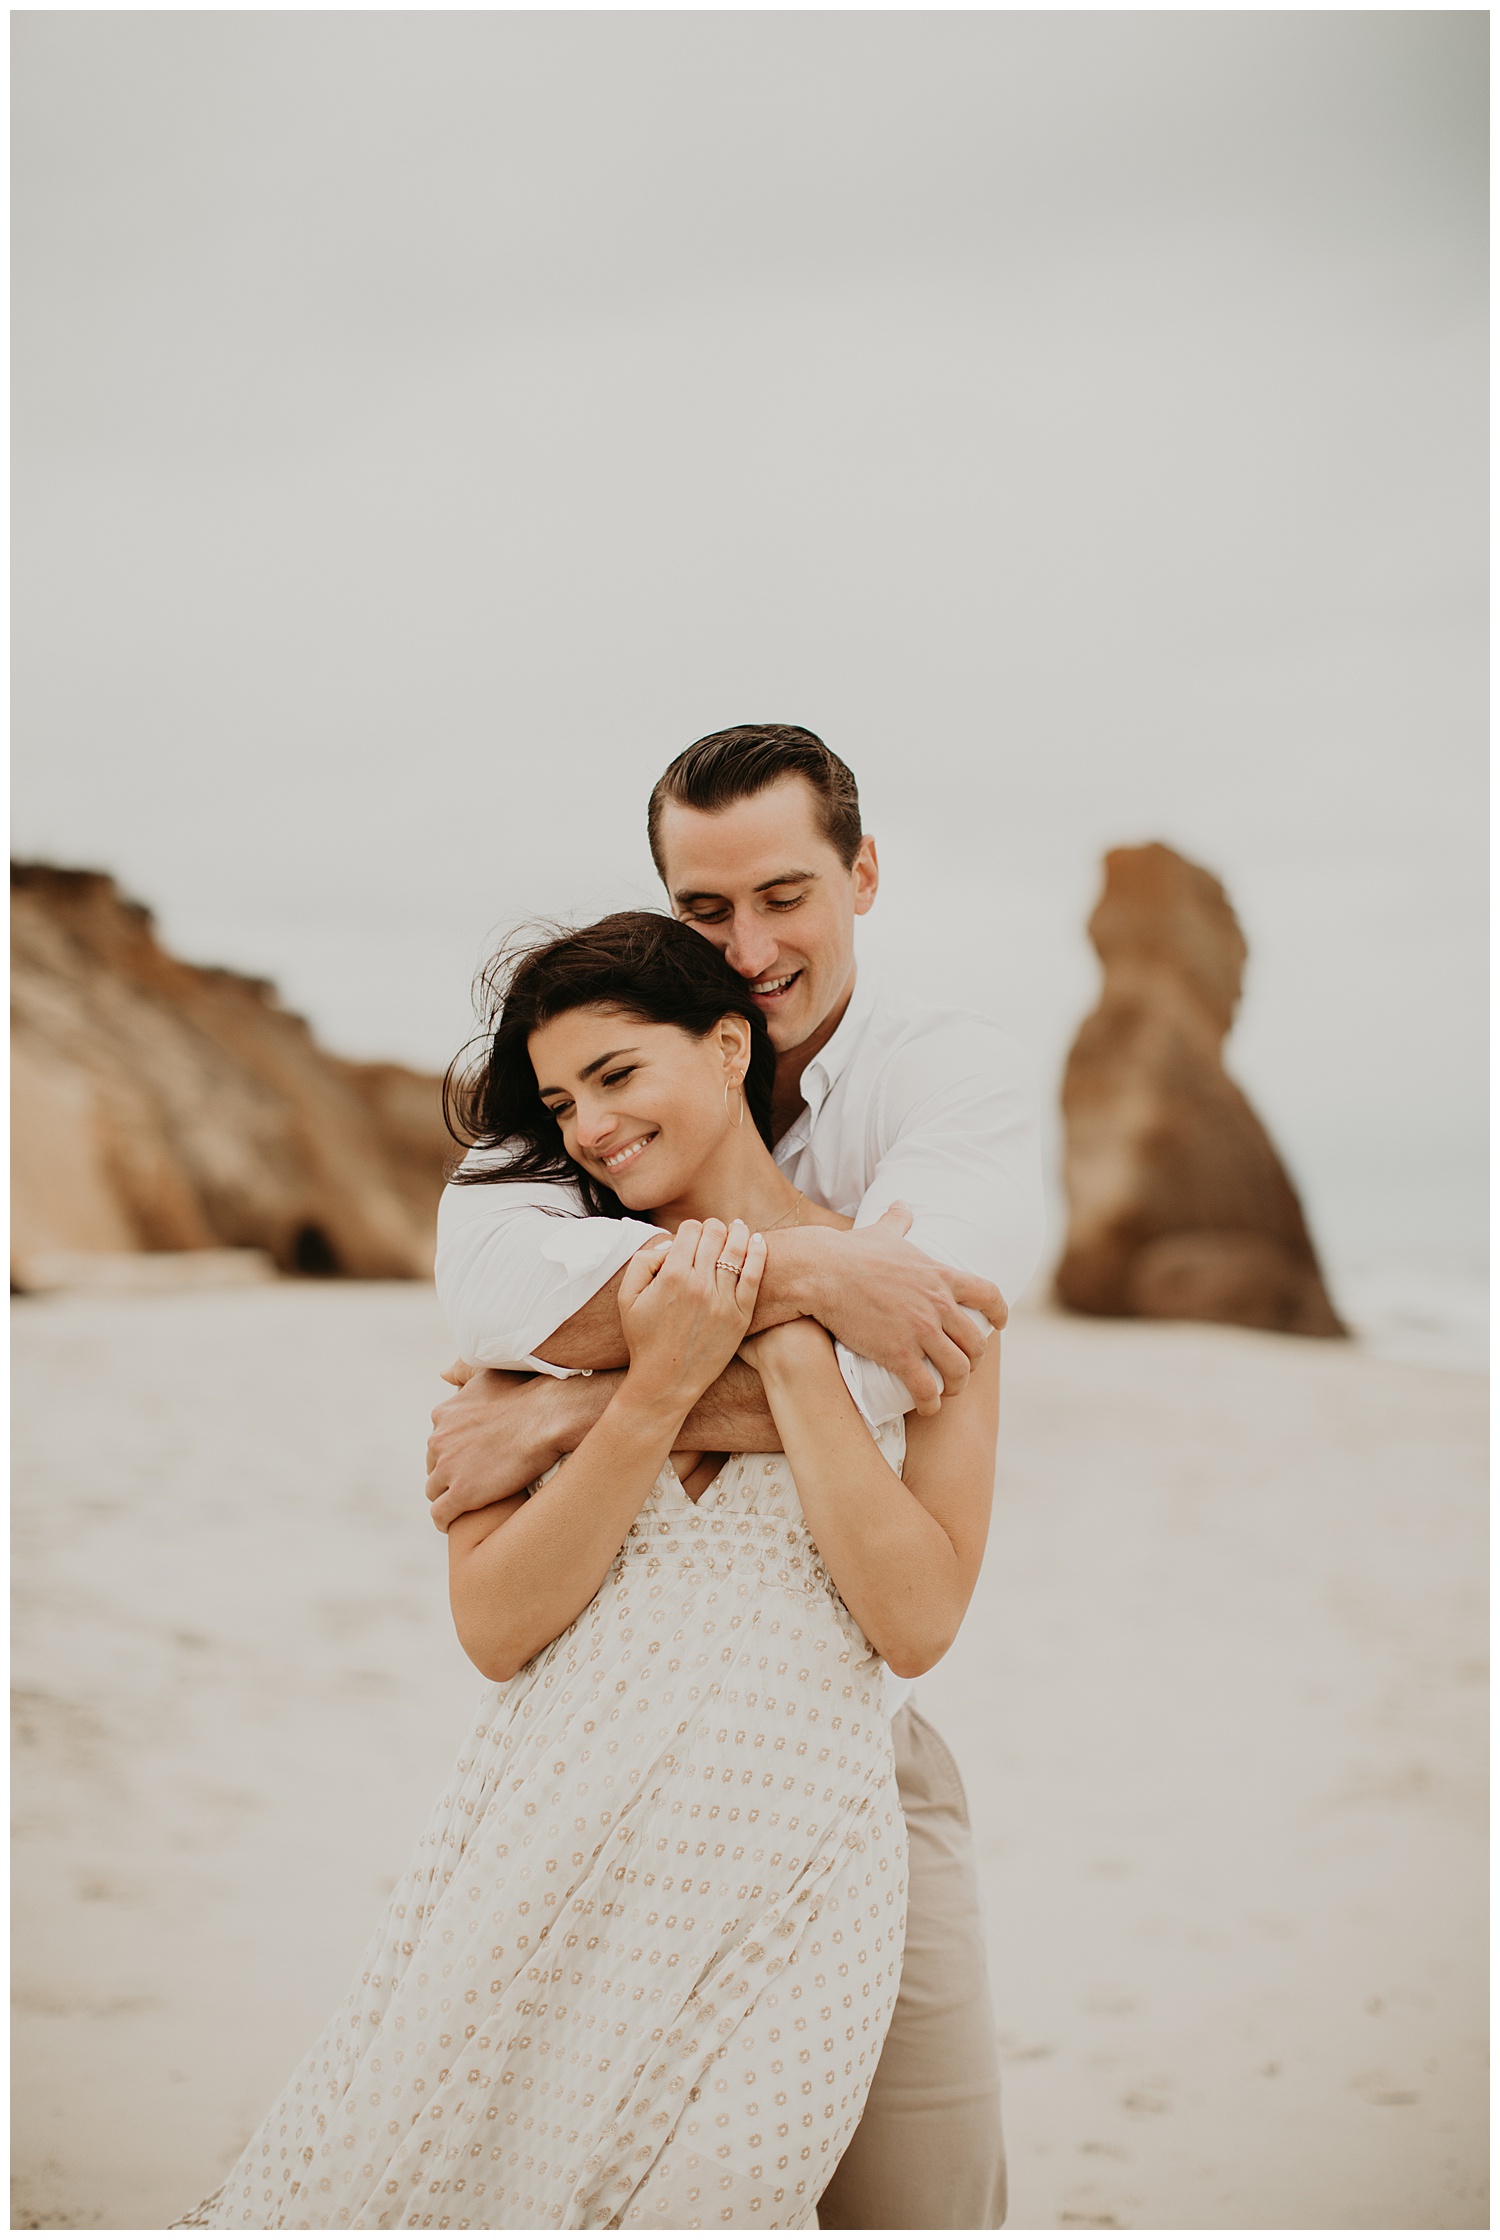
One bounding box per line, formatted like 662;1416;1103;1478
796;966;878;1124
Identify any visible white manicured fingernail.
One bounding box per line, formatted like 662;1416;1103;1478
751;1233;763;1244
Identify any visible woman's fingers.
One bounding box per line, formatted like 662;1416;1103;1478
673;1219;703;1255
736;1228;768;1314
709;1220;763;1323
692;1217;728;1276
618;1232;673;1310
709;1218;748;1285
627;1217;761;1330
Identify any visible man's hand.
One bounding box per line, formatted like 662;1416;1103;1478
425;1367;609;1532
777;1203;1007;1416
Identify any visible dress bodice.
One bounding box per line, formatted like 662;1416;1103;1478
611;1417;905;1594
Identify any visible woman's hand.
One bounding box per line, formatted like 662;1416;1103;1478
618;1218;767;1418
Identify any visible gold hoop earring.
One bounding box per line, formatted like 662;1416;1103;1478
723;1074;746;1128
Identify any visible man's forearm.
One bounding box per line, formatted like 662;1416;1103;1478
533;1274;631;1370
549;1356;781;1455
746;1228;832;1332
678;1356;782;1452
535;1237;821;1372
532;1211;1003;1414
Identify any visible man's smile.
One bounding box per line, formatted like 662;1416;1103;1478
749;969;803;1003
599;1131;657;1174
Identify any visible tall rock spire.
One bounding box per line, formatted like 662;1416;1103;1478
1057;844;1344;1337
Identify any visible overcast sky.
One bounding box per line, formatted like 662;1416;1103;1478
13;12;1487;1282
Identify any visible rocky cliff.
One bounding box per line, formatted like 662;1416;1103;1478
12;863;452;1286
1056;844;1344;1337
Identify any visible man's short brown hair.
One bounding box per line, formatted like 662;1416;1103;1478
647;724;863;879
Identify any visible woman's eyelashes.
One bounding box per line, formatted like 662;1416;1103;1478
543;1065;636;1122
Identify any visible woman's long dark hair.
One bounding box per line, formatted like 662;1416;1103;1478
444;911;777;1216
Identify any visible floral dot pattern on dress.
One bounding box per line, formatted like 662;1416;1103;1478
176;1426;908;2230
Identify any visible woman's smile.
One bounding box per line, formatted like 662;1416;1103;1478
598;1129;658;1175
525;1001;793;1230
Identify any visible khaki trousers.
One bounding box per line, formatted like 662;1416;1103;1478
817;1704;1007;2230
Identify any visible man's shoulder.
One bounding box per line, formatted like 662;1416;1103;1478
854;986;1031;1076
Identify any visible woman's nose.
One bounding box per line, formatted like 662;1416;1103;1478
574;1102;614;1150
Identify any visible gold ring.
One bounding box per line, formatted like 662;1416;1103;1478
715;1259;744;1277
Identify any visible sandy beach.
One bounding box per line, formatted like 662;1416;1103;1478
11;1281;1487;2231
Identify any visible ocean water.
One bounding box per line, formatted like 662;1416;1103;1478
1017;1143;1489;1377
1019;1257;1489;1375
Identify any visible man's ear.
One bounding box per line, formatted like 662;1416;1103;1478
852;834;879;917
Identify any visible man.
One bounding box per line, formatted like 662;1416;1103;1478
427;724;1045;2227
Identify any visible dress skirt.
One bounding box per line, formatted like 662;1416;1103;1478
178;1436;908;2230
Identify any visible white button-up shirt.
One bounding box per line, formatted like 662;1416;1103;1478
435;968;1046;1420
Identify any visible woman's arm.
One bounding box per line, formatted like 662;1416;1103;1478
533;1212;1000;1399
741;1318;999;1678
449;1219;764;1682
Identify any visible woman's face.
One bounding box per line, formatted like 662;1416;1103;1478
528;1004;747;1210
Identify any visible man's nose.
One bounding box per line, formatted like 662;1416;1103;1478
722;914;780;981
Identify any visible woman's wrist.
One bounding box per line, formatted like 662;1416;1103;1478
751;1316;838;1391
610;1365;698;1440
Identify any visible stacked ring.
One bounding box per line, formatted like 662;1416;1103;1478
714;1259;744;1277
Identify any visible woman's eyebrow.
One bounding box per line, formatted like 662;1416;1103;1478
538;1047;641;1097
535;1046;644;1100
539;1048;636;1098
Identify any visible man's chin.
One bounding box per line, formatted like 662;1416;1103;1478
760;1004;814;1054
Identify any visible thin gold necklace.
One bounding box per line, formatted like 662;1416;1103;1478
761;1190;805;1234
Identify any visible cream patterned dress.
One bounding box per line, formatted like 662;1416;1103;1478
179;1429;908;2230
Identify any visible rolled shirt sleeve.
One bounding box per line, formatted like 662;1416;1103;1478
435;1162;666;1375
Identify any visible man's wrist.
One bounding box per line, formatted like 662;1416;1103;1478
547;1368;619;1455
760;1227;835;1325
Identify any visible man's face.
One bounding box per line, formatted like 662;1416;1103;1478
655;775;878;1055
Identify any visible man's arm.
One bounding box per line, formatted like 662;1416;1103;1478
425;1190;1006;1525
534;1206;1003;1409
852;1017;1047;1304
436;1146;1003;1405
826;1017;1047;1428
435;1171;666;1377
425;1354;781;1530
428;1037;1035;1527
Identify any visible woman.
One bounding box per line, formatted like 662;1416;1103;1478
179;913;998;2231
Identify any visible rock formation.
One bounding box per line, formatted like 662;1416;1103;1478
1056;844;1344;1337
12;863;453;1286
